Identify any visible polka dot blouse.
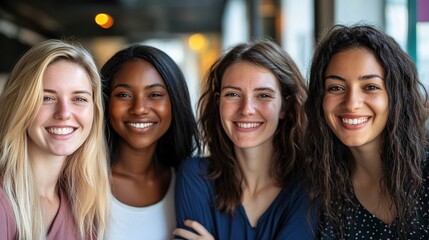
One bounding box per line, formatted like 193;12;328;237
319;162;429;239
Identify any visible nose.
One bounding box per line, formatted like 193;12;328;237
239;97;256;116
344;89;363;111
130;96;149;115
54;100;72;120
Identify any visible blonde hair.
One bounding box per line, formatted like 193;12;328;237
0;39;110;239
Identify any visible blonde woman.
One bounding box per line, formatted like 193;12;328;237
0;39;110;239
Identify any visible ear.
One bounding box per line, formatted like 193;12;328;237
280;96;292;119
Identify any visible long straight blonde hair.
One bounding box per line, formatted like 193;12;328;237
0;39;110;239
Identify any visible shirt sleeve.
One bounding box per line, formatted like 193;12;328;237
0;187;17;240
175;157;216;238
0;198;9;238
275;181;319;240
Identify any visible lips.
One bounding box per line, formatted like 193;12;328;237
46;127;75;135
235;122;262;128
127;122;155;129
341;117;369;125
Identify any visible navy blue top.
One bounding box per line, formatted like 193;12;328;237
175;156;317;240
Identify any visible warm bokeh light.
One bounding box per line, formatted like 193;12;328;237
95;13;114;29
188;33;207;52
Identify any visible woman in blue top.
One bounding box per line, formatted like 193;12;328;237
304;24;429;239
174;40;317;239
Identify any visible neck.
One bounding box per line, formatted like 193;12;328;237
31;155;65;199
235;145;274;193
113;141;159;176
350;144;383;183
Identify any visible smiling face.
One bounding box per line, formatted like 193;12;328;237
219;61;284;150
108;59;172;152
27;59;94;159
322;47;388;149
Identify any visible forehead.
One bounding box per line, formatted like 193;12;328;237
323;48;384;82
221;61;279;89
112;59;166;86
43;59;92;91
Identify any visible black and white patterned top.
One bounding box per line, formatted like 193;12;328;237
319;161;429;239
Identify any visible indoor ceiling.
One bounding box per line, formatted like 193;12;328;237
0;0;227;40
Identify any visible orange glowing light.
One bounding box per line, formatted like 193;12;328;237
95;13;114;29
188;33;207;51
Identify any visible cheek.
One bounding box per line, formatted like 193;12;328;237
322;96;337;127
155;99;172;125
79;105;95;129
108;101;126;122
261;101;282;118
322;95;332;113
218;102;230;131
372;95;389;125
219;102;234;122
373;95;389;112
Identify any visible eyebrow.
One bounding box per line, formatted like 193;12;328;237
112;82;166;90
221;85;276;92
324;74;384;81
44;89;92;96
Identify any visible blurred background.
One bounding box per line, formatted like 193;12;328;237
0;0;428;109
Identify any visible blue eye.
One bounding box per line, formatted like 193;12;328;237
75;97;88;102
43;96;54;101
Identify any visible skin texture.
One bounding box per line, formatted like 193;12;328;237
323;47;395;224
109;59;172;207
220;61;284;227
27;59;94;160
26;59;94;231
219;61;284;150
175;61;286;239
323;48;388;149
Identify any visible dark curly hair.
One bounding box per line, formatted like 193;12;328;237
304;24;428;237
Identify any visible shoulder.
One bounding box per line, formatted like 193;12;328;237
283;177;308;199
175;156;213;196
177;156;209;177
0;183;18;239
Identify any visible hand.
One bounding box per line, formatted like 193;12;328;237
173;219;215;240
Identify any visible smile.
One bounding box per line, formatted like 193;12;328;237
46;127;74;135
127;122;154;129
341;117;368;125
236;122;262;128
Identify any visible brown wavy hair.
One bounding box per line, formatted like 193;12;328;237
198;39;308;214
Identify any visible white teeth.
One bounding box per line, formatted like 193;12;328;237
342;117;368;125
47;127;74;135
127;122;154;129
236;122;261;128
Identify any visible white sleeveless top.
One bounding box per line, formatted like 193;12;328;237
106;169;176;240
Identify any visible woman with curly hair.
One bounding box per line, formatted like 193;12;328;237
305;24;429;239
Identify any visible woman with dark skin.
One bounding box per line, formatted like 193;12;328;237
305;24;429;239
101;44;200;240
